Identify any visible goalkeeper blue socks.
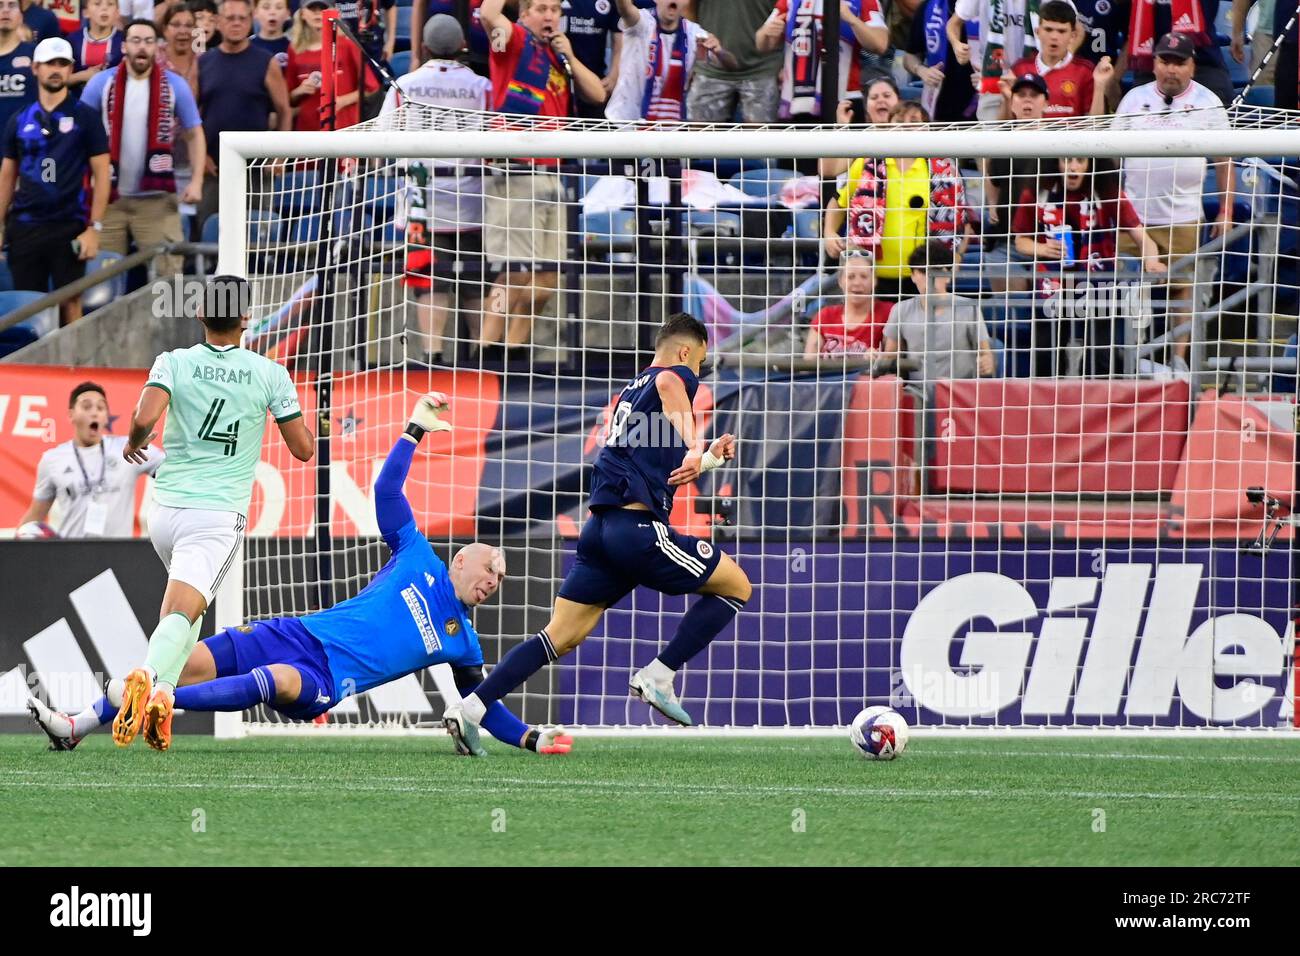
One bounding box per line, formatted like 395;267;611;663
481;701;530;748
658;595;745;670
173;667;277;712
469;629;558;708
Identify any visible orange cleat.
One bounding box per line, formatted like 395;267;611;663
112;668;153;747
143;690;174;752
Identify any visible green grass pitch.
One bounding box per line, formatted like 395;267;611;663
2;733;1297;866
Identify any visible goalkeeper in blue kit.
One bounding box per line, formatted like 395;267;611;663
29;394;571;756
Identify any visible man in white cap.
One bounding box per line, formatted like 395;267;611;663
0;36;110;326
381;13;492;366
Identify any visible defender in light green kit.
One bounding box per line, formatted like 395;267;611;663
113;275;315;751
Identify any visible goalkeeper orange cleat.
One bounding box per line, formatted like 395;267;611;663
143;690;174;753
112;667;152;747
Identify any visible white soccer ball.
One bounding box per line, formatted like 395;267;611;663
848;706;909;760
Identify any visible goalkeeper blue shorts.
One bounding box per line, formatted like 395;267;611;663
557;507;722;607
204;617;337;720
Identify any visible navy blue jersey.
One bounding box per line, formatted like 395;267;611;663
1072;0;1127;64
2;95;108;225
588;364;699;525
0;43;34;136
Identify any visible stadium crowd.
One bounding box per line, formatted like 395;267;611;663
0;0;1289;382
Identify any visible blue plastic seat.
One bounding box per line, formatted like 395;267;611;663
0;289;53;357
1275;333;1297;394
727;167;800;199
81;252;126;313
394;5;412;49
390;50;411;77
200;213;220;244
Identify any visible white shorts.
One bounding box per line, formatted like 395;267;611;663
149;505;246;606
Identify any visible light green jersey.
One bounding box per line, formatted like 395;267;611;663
145;342;302;515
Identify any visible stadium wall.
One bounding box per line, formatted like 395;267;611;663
0;541;215;735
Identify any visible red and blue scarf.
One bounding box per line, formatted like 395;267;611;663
641;21;690;121
104;64;177;201
501;26;564;116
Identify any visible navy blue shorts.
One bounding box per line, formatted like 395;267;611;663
557;508;723;607
204;617;336;720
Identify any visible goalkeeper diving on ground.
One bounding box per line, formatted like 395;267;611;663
27;393;572;757
443;313;751;745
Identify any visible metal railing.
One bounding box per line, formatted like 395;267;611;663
0;241;218;334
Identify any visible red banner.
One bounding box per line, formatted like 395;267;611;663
930;379;1191;496
1;366;500;538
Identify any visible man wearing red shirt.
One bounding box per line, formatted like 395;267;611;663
1009;0;1111;118
478;0;603;359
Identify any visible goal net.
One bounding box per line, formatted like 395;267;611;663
216;103;1298;736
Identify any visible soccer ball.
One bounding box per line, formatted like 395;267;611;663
848;706;909;760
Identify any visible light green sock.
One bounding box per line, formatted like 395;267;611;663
144;612;199;694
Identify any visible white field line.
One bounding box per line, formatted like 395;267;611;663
0;768;1291;804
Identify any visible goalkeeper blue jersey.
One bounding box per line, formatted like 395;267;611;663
299;518;484;701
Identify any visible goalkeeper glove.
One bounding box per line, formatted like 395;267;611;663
409;391;452;434
526;726;573;755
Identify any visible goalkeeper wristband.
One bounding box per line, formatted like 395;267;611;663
700;449;725;473
523;729;541;752
404;422;426;442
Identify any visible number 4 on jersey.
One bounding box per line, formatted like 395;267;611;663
199;398;239;456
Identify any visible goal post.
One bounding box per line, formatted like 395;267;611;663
214;107;1299;737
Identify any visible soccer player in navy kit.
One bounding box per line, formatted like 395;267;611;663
444;314;752;739
29;392;572;757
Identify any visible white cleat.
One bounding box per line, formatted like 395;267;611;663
27;696;80;751
442;702;477;756
629;671;693;726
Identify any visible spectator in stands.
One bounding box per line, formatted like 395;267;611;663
194;0;291;235
605;0;734;122
1008;0;1111;117
479;0;604;357
0;37;110;326
1234;0;1287;107
80;18;204;277
69;0;127;89
947;0;1035;121
191;0;219;50
19;0;60;43
156;2;201;94
886;0;922;56
684;0;781;123
803;251;894;359
902;0;974;123
381;13;492;365
755;0;888;122
1072;0;1127;110
881;240;995;381
981;70;1047;277
1013;156;1166;376
18;381;164;538
554;0;625;120
411;0;489;77
1127;0;1233;106
821;76;899;189
120;0;155;23
251;0;291;68
334;0;395;68
823;103;970;299
284;0;379;131
0;0;35;136
1112;31;1231;374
